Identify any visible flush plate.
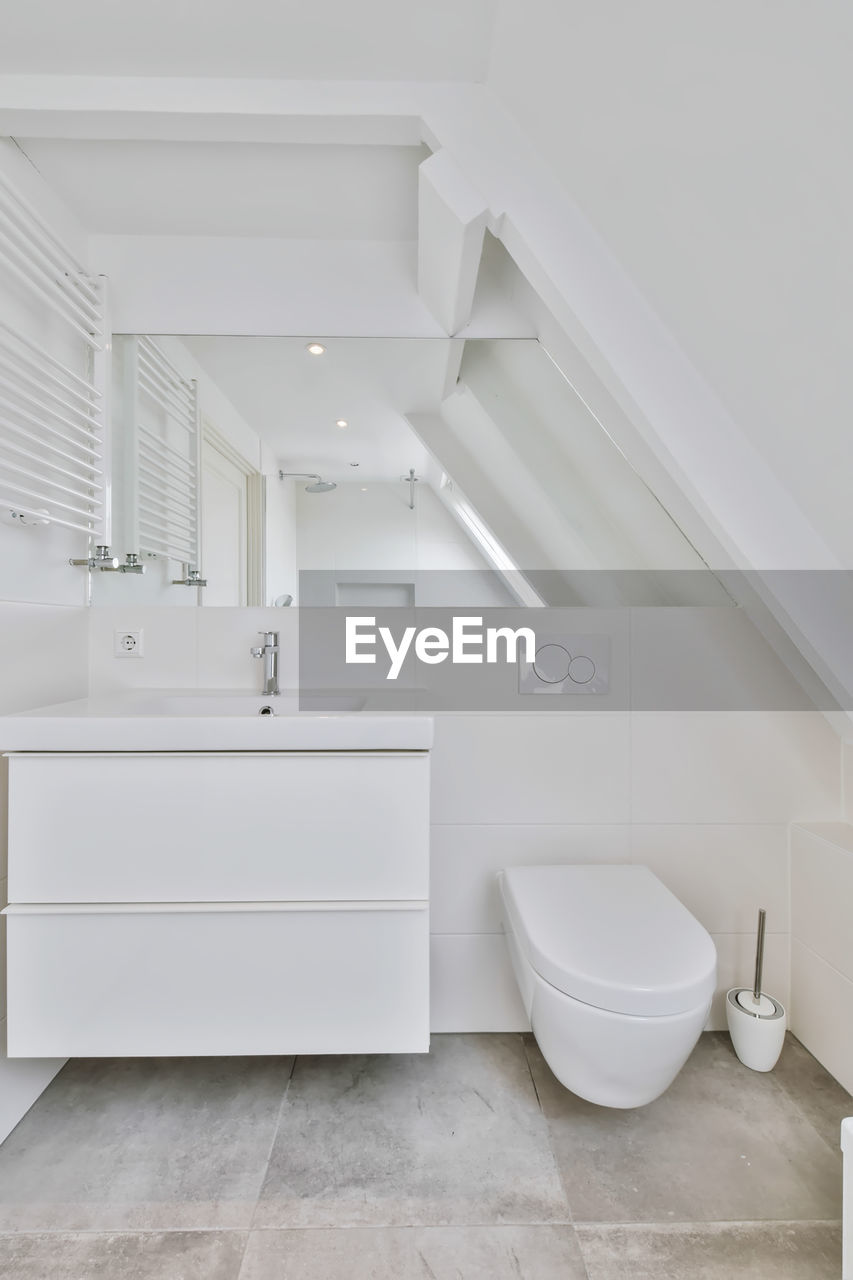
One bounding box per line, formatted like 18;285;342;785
519;634;610;695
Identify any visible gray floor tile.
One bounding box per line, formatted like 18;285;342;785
771;1032;853;1153
526;1032;843;1223
576;1221;842;1280
253;1034;568;1228
239;1225;587;1279
0;1057;293;1231
0;1230;247;1280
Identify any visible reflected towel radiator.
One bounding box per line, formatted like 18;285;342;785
124;334;200;570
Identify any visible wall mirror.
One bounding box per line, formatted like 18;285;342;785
91;335;709;609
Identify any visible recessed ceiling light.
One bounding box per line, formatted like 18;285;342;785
336;419;348;429
361;487;367;492
306;343;325;356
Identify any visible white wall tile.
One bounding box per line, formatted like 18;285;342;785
630;606;814;712
428;930;783;1036
430;823;629;934
90;558;199;608
89;606;198;693
0;524;89;609
196;607;299;690
791;825;853;980
430;933;528;1033
845;745;853;819
708;931;789;1032
430;713;631;825
791;939;853;1094
0;604;88;714
297;484;418;572
631;712;841;824
793;820;853;856
630;824;789;935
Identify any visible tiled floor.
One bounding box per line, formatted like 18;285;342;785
0;1032;846;1278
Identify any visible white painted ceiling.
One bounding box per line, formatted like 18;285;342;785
178;336;459;481
0;0;499;79
16;139;428;239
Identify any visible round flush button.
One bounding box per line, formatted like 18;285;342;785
533;644;572;683
568;655;596;684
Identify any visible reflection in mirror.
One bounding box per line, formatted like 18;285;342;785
93;337;709;608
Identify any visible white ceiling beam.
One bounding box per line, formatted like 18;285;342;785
439;338;465;400
417;149;488;335
0;112;422;146
406;409;553;571
0;75;428;144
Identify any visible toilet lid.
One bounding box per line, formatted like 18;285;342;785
499;865;717;1017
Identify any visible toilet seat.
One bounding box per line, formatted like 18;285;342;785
499;864;716;1018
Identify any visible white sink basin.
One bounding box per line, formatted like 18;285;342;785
0;691;432;752
140;693;366;715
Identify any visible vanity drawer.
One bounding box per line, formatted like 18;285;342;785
7;751;429;904
5;902;429;1057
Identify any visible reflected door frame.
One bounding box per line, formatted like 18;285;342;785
200;419;265;606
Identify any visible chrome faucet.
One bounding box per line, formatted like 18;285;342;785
250;630;280;696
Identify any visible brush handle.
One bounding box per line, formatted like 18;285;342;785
754;908;767;1000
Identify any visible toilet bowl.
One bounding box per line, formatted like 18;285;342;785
498;864;717;1109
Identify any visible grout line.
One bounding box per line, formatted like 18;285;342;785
572;1217;844;1229
0;1218;841;1238
243;1055;298;1241
519;1034;576;1232
522;1037;543;1115
428;821;790;827
233;1229;251;1280
791;935;853;987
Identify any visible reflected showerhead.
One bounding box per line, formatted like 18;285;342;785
279;471;337;493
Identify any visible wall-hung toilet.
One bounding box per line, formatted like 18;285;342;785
498;864;717;1109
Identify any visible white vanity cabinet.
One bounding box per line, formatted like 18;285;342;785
4;749;430;1058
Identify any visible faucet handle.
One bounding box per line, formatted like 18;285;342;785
258;630;279;647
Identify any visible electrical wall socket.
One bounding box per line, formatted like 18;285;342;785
114;629;144;658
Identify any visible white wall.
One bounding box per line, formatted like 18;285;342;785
294;480;495;584
487;1;853;1077
488;0;853;568
263;453;297;607
89;605;843;1033
786;746;853;1092
432;708;840;1033
790;821;853;1092
0;138;91;1141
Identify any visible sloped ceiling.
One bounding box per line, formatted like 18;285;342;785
488;0;853;567
0;0;499;80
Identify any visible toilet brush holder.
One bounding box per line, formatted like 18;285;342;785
726;907;786;1072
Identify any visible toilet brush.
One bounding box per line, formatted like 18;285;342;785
725;908;787;1071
